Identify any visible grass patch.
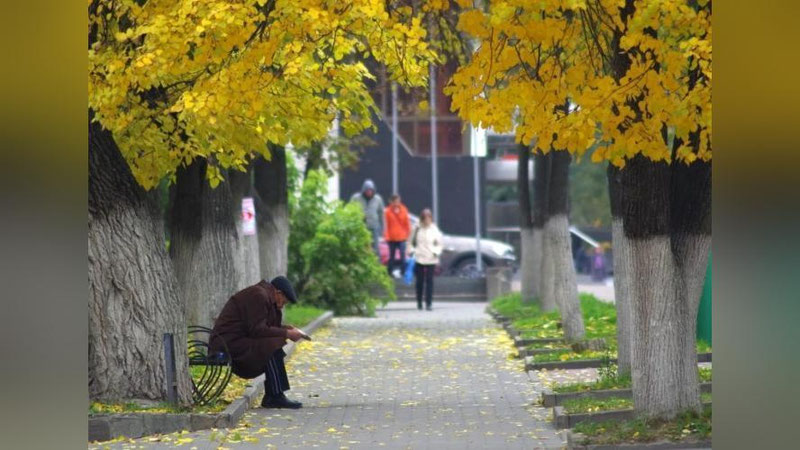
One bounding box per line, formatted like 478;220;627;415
573;406;712;445
532;338;709;364
564;393;711;414
563;396;633;414
533;348;612;363
283;304;325;328
554;367;711;394
554;374;633;394
697;339;712;353
490;292;539;319
492;293;617;340
525;341;570;350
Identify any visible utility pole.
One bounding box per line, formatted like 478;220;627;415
471;125;486;272
391;82;399;196
429;63;439;223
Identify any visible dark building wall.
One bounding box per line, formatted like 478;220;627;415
340;119;487;237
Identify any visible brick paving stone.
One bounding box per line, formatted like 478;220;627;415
91;301;566;450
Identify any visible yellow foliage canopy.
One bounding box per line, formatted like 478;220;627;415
445;0;711;167
89;0;435;188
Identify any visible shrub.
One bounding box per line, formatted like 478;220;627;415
288;169;329;292
288;169;393;315
301;201;394;315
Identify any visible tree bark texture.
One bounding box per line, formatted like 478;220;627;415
622;155;711;419
546;151;585;342
88;113;192;405
229;168;261;290
608;164;633;376
169;159;239;328
518;144;537;303
535;151;557;312
254;147;289;280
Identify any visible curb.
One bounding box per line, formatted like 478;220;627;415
518;346;571;358
514;336;565;347
567;430;712;449
89;310;334;443
527;353;712;372
542;383;712;407
555;402;712;430
526;356;615;371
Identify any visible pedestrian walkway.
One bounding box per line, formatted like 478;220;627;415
92;302;565;449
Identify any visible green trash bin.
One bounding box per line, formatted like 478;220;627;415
696;253;712;345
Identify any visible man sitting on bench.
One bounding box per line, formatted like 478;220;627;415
209;276;305;409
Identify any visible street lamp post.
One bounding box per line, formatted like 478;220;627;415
429;63;439;223
391;82;399;196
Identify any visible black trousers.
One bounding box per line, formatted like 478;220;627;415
387;241;406;274
415;263;435;308
264;348;290;396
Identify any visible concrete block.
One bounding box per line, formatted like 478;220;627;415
107;414;145;439
190;414;217;431
88;416;111;442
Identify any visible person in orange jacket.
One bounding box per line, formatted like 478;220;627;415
384;194;411;278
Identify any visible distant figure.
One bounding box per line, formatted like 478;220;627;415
350;179;385;256
407;208;443;311
592;247;606;281
209;276;306;409
384;194;411;278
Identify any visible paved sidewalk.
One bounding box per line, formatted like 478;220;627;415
92;302;565;449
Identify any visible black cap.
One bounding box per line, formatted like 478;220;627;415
270;276;297;303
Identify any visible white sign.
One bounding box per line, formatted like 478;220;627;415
241;197;256;236
470;124;487;157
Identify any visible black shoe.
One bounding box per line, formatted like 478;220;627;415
426;305;433;311
417;304;423;310
261;393;302;409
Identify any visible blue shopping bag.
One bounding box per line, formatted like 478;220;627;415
404;256;415;285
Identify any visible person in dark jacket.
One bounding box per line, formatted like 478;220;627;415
209;276;306;409
350;179;385;256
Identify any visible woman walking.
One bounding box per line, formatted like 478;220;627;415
407;208;443;311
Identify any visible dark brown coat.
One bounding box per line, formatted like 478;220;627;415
209;280;289;379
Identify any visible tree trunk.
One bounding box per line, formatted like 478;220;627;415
546;151;585;341
623;155;711;419
608;164;633;376
535;151;557;312
254;146;289;280
518;144;537;303
230;167;261;290
88;113;192;405
169;159;239;328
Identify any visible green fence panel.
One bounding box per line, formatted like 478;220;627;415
696;253;712;345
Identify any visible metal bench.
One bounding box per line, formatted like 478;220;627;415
187;325;233;405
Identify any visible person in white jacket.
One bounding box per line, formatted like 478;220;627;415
406;208;443;311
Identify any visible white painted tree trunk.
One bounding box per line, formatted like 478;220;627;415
254;149;289;280
539;225;557;312
257;207;289;279
611;218;633;376
623;155;711;419
531;227;544;300
547;214;586;342
89;115;192;405
170;161;239;329
629;236;709;418
230;169;261;290
520;226;538;303
234;216;261;290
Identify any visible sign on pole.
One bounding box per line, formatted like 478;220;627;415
470;124;487;157
241;197;256;236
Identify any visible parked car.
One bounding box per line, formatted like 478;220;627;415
379;214;516;278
